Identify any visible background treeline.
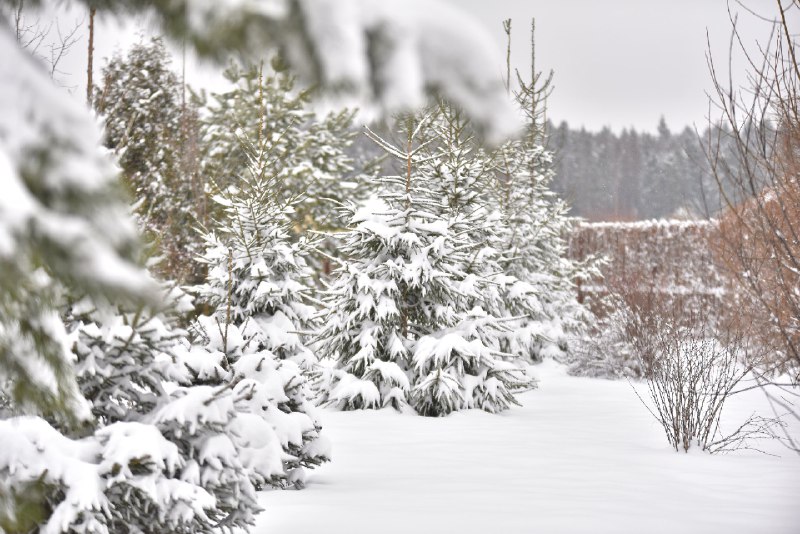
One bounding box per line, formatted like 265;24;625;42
547;118;746;221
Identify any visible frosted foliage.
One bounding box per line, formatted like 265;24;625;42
0;28;150;298
133;0;518;142
201;63;370;234
152;382;263;530
94;38;202;282
0;284;271;533
0;28;153;422
195;131;321;370
0;271;90;423
69;304;186;423
414;104;591;365
316;114;533;416
0;417;220;534
491;122;595;363
288;0;519;142
186;319;331;489
95;38;182;222
412;313;531;416
63;0;517;140
193;127;330;483
196;222;317;368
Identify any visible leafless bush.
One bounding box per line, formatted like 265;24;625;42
704;1;799;377
702;0;800;453
566;263;716;379
566;299;643;379
632;322;780;453
2;0;83;87
569;263;781;453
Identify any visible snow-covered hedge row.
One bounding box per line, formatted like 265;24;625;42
568;219;727;322
563;219;730;379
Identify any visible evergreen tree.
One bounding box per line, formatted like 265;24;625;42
199;61;373;237
1;288;263;534
493;136;591;361
418;103;530;357
94;37;204;283
69;293;262;533
0;24;154;428
67;295;189;425
490;35;594;362
187;315;329;489
193;124;330;484
316;113;532;416
547;117;731;221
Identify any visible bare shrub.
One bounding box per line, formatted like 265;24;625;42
566;261;716;379
633;322;779;453
703;1;799;379
566;299;643;379
568;262;780;453
701;1;800;453
566;219;729;379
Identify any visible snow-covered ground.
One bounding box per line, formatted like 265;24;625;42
256;360;800;533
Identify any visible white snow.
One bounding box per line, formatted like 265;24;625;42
327;372;381;409
256;360;800;533
291;0;519;143
0;28;157;303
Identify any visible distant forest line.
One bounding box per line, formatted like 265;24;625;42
356;117;748;223
548;118;742;221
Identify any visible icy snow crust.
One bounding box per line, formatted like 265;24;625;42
258;360;800;533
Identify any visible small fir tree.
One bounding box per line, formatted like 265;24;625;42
187;315;330;489
193;119;330;484
492;133;594;361
94;37;204;283
67;296;188;425
316;113;532;416
1;287;263;534
199;60;374;237
490;20;595;361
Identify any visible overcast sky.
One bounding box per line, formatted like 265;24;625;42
28;0;797;134
448;0;790;133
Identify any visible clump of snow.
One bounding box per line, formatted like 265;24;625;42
0;28;154;300
0;415;219;534
287;0;520;143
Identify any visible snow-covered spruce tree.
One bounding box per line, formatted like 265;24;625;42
94;37;205;283
0;23;155;428
0;413;220;534
414;102;582;364
491;132;594;362
62;292;261;533
415;103;507;308
489;24;595;362
186;315;329;490
316;113;532;416
195;126;320;370
0;18;234;532
409;104;547;408
200;60;372;237
0;288;263;534
66;296;189;425
192;127;330;486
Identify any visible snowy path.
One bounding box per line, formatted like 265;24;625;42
256;361;800;533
